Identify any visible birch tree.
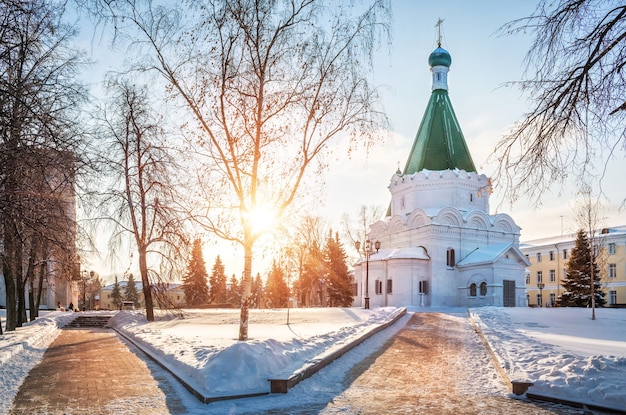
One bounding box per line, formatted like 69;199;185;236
494;1;625;204
82;0;390;339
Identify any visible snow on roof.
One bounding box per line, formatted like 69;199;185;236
456;243;529;267
375;247;430;260
101;281;181;291
521;225;626;247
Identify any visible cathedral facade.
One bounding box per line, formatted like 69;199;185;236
353;45;529;308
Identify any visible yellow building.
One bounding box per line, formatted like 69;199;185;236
520;225;626;307
99;281;186;310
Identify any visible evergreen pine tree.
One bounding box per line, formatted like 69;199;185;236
111;276;123;310
298;242;325;306
265;261;290;308
324;231;353;307
250;272;264;308
125;273;140;307
560;230;606;307
228;274;241;307
208;255;227;304
182;239;210;306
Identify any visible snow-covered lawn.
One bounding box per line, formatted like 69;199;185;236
470;307;626;412
109;307;404;398
1;306;625;414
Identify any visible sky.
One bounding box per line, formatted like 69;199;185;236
319;0;626;240
76;0;626;281
1;306;625;414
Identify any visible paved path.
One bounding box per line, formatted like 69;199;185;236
316;313;582;415
9;313;585;415
10;328;186;415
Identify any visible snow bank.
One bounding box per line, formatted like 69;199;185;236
0;310;77;415
110;307;403;397
471;307;626;412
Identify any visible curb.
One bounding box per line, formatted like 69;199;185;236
467;311;625;415
269;307;407;393
114;307;407;403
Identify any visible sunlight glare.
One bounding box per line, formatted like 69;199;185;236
246;204;278;235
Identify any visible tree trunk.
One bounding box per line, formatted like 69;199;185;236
238;244;253;341
33;260;46;319
25;240;37;322
138;249;154;322
2;217;19;332
28;280;35;321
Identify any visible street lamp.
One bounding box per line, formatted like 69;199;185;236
81;270;87;311
355;239;381;310
537;283;545;307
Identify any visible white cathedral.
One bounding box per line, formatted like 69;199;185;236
353;43;530;308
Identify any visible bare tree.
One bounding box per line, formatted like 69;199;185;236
493;1;625;204
82;0;391;339
341;204;385;252
94;80;188;321
286;215;328;307
0;0;86;332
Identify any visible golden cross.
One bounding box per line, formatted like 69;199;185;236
435;18;444;47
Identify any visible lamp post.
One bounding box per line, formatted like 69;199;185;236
81;270;87;311
355;239;381;310
537;283;545;307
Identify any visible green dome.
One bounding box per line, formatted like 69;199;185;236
428;47;451;67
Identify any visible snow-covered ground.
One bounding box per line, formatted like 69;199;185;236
470;307;626;412
1;306;625;414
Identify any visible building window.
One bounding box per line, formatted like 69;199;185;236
525;274;530;284
549;293;556;307
537;293;543;307
549;270;556;282
549;250;555;261
609;290;617;305
563;249;568;259
353;283;358;296
479;282;487;296
608;263;617;279
469;283;477;297
536;252;542;262
419;280;428;294
537;271;543;283
608;243;616;255
375;280;383;295
446;248;456;267
386;279;393;294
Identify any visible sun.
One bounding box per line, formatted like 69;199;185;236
246;204;278;235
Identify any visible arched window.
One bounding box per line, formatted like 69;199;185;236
469;283;477;297
480;282;487;296
446;248;455;267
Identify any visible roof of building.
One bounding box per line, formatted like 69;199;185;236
402;46;476;174
520;225;626;248
456;243;530;267
366;246;431;261
428;47;452;67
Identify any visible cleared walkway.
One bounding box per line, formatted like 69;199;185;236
317;313;583;415
10;327;186;415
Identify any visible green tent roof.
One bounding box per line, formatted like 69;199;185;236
402;88;476;174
